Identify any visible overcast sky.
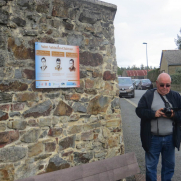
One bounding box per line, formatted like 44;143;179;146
102;0;181;68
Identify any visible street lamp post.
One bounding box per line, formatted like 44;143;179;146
143;42;148;78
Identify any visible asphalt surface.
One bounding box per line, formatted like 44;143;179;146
120;90;181;181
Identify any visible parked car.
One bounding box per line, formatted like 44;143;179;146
132;79;136;83
133;79;141;89
132;79;136;89
118;77;135;98
138;79;153;90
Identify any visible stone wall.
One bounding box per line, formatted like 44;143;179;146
0;0;124;180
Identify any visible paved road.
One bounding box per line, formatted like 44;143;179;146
120;90;181;181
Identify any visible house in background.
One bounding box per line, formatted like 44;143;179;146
160;50;181;75
122;70;150;79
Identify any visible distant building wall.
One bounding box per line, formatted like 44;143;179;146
0;0;124;180
160;56;168;73
122;70;127;77
169;65;181;75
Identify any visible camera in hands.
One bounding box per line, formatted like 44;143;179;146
161;107;172;118
161;102;172;118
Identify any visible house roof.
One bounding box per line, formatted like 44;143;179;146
126;70;150;77
160;50;181;66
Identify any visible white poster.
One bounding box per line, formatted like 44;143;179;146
35;42;80;88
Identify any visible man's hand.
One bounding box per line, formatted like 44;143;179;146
155;108;175;118
155;108;165;117
162;109;175;118
170;110;175;118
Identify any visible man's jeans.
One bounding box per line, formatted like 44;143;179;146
145;134;175;181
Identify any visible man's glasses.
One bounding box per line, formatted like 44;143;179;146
159;84;171;88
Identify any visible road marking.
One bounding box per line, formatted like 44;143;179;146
124;98;137;107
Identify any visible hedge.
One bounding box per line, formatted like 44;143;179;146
171;73;181;84
148;68;160;82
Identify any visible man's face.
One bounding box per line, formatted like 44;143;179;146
70;60;74;68
42;59;46;66
57;60;60;66
156;77;171;95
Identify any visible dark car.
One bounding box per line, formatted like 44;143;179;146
138;79;153;90
118;77;135;98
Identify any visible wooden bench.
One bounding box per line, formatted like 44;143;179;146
16;152;140;181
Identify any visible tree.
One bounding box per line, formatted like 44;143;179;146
117;67;122;75
131;65;137;70
140;64;144;70
175;29;181;49
117;66;126;76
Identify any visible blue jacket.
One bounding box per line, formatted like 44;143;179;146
136;89;181;152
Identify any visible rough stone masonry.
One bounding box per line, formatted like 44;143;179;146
0;0;124;180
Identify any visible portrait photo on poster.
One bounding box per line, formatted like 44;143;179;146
40;57;47;71
69;59;76;72
55;58;62;71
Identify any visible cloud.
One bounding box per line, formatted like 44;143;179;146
102;0;180;68
162;0;181;12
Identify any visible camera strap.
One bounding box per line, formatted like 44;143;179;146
157;93;173;135
158;93;171;108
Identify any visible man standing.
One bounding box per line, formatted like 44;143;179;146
136;73;181;181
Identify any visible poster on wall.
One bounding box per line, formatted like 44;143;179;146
35;42;80;88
